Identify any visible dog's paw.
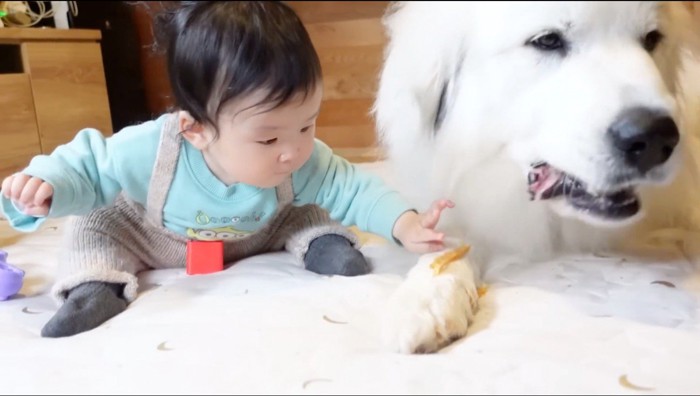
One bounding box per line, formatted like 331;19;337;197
381;250;479;354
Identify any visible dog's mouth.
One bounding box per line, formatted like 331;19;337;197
527;162;640;220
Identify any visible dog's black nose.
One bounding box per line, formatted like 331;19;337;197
609;107;679;174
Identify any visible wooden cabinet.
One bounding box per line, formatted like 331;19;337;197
0;73;42;178
0;28;112;179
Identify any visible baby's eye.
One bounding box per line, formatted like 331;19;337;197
300;125;312;133
258;138;278;145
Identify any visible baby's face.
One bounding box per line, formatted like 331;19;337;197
197;86;322;188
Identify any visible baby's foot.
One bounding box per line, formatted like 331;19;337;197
41;281;127;338
304;234;371;276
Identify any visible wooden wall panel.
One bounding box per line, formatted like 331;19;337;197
287;1;390;162
317;44;385;101
288;1;390;24
129;1;391;162
130;1;174;117
304;18;387;49
692;1;700;24
129;2;700;163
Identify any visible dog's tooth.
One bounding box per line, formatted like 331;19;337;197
570;186;586;199
564;175;584;190
528;173;539;184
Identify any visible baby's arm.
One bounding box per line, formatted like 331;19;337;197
293;140;454;253
0;120;159;232
0;128;120;231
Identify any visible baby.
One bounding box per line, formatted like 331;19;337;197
1;1;453;338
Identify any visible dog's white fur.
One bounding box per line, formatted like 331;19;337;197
374;1;700;353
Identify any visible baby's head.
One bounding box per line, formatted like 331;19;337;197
155;1;323;188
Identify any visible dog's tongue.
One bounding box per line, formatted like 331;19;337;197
528;163;564;200
527;162;640;219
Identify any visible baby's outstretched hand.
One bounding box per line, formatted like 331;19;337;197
1;173;53;217
392;199;455;253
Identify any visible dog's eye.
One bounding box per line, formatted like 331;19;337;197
528;31;566;52
642;30;663;52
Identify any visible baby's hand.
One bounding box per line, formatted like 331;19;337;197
1;173;54;217
392;199;455;254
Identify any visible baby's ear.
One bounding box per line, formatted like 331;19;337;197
178;111;210;149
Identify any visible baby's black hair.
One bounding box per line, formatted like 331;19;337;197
153;1;322;136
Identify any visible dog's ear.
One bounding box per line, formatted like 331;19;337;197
373;2;470;155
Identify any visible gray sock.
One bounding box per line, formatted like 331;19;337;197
41;281;127;338
304;234;371;276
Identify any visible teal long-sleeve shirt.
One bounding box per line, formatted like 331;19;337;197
1;114;413;243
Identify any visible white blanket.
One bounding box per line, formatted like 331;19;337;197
1;162;699;394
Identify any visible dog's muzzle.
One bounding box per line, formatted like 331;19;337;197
526;107;679;221
527;162;640;220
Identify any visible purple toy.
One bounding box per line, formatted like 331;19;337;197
0;250;24;301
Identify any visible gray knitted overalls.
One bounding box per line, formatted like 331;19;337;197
50;114;358;304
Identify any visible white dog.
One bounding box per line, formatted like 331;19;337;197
373;1;700;354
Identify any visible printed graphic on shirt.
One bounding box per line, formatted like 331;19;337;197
186;226;252;241
193;210;267;227
185;209;270;241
